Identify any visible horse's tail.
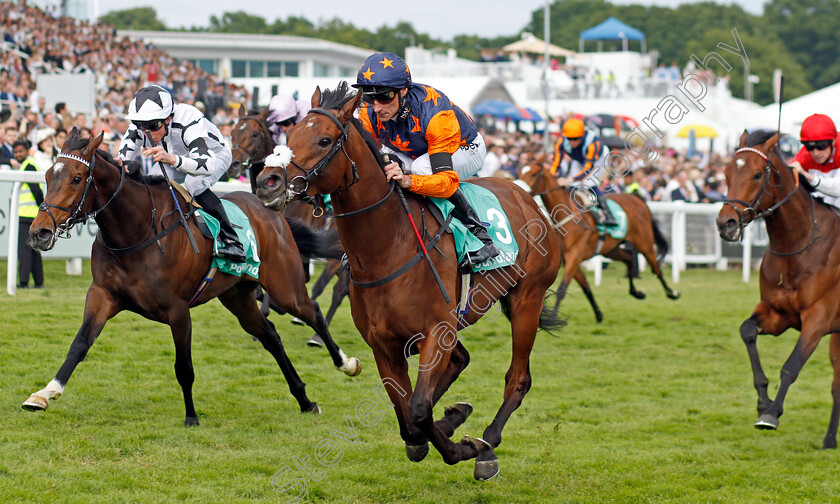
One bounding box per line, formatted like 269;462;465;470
650;215;669;265
286;217;344;260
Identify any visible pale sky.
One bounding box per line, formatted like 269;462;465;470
87;0;768;40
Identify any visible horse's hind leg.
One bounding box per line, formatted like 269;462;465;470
265;279;361;376
572;268;603;323
217;291;319;413
637;240;679;299
22;286;119;412
307;261;348;348
824;333;840;449
475;291;543;481
606;246;645;299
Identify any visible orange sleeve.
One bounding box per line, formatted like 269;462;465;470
407;170;460;198
358;104;379;142
550;136;564;176
425;110;462;155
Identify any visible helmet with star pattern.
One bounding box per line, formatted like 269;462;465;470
353;52;412;90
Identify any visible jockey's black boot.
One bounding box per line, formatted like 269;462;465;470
597;196;618;227
195;189;247;263
447;188;500;270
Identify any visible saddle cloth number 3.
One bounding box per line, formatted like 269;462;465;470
485;208;513;244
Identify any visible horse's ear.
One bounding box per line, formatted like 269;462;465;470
311;87;322;109
83;132;104;157
338;92;362;123
238;105;246;119
739;130;748;148
761;133;780;153
535;153;546;165
258;107;270;120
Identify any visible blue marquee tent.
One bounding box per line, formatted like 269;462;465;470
579;17;646;52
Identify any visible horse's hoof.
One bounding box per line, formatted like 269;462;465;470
291;317;305;326
474;448;500;481
307;334;324;347
595;312;604;323
755;414;779;430
444;402;474;428
460;436;492;456
631;290;646;300
304;402;321;414
184;416;199;427
405;442;429;462
668;291;681;300
823;437;837;449
21;394;48;411
338;357;362;377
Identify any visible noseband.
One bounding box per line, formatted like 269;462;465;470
39;151;125;246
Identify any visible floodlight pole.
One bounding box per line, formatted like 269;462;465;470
543;0;551;154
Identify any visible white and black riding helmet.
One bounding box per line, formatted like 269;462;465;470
126;85;174;131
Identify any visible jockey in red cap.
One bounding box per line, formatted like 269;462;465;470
791;113;840;208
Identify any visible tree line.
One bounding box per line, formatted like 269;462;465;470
100;0;839;105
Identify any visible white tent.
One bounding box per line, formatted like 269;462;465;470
747;82;840;134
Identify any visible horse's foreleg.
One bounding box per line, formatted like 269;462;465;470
22;286;118;412
571;268;603;323
217;292;319;414
824;333;840;449
370;351;426;461
410;332;490;470
168;306;199;426
757;307;830;431
740;314;772;415
605;244;646;299
308;265;350;348
432;341;473;437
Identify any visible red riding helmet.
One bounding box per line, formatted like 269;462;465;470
800;114;837;142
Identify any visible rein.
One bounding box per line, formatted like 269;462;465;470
724;146;820;256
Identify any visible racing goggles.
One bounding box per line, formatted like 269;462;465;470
133;119;165;132
360;86;398;104
277;117;296;128
803;140;832;152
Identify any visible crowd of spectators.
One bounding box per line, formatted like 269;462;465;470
475;124;731;205
0;0;249;168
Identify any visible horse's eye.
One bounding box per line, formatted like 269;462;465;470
319;137;331;148
71;176;82;184
753;171;763;180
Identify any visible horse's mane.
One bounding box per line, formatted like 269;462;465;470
318;81;386;169
319;81;356;110
744;129;818;194
744;130;784;161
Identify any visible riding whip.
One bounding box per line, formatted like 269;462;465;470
144;131;200;255
385;154;450;304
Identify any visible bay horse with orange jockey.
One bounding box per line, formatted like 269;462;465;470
20;129;361;425
717;130;840;448
517;154;678;322
255;82;565;481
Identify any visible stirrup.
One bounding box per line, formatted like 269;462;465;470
458;242;500;270
216;240;247;263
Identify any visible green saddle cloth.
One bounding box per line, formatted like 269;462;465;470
429;182;519;272
196;200;260;279
596;198;628;239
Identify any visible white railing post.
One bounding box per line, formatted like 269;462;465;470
742;223;752;283
7;181;21;295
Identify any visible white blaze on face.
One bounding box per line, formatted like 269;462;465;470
735;158;746;169
53;161;65;174
306;121;315;128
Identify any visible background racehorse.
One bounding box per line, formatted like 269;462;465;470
21;129;361;426
255;82;565;481
517;155;678;322
230;108;350;345
716;130;840;448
